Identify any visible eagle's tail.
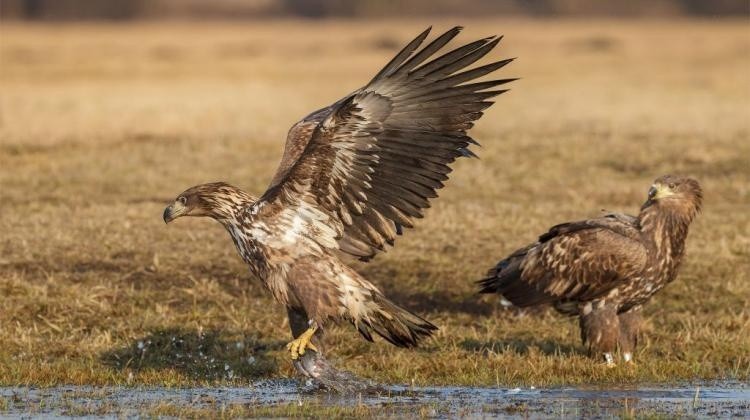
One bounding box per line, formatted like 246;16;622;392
478;254;522;294
356;294;437;348
477;245;554;307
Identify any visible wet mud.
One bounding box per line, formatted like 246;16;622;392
1;381;748;418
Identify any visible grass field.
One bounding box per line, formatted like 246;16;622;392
1;18;749;390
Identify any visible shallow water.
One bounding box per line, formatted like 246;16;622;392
2;380;748;418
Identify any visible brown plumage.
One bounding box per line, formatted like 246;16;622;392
479;175;702;364
163;27;514;361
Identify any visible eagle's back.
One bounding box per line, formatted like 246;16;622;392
478;213;649;310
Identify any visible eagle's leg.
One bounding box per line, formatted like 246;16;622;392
287;307;325;377
286;320;319;360
617;305;642;363
579;301;620;366
286;307;374;393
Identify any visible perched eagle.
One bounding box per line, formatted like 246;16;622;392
478;175;702;365
163;27;514;364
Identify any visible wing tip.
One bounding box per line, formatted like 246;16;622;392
482;35;502;49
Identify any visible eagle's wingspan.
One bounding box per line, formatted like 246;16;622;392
258;26;514;260
479;214;648;306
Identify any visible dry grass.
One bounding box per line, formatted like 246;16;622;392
0;18;748;388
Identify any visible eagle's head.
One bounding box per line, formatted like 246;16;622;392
643;175;703;216
163;182;254;224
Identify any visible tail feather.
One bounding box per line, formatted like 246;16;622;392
478;245;555;307
477;255;521;294
356;295;437;347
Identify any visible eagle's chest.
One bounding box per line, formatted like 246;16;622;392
226;222;294;305
228;225;264;267
620;251;682;306
618;276;662;305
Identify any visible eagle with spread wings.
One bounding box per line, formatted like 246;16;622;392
479;175;702;365
163;27;514;364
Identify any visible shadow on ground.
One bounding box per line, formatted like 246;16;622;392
101;327;282;380
385;289;498;316
461;337;580;356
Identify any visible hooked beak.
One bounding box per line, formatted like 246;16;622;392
163;200;187;224
648;183;675;201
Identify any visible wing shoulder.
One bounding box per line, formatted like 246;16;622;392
266;97;354;190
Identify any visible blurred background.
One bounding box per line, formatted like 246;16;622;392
1;0;748;20
1;0;748;391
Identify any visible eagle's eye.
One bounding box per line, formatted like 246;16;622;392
178;196;187;205
668;182;676;189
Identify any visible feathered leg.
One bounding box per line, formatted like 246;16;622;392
286;307;376;393
579;301;620;366
617;306;642;363
288;259;436;348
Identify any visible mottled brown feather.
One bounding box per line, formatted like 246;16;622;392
169;27;512;352
480;213;647;306
261;26;514;260
478;175;702;360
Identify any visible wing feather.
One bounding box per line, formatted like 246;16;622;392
479;214;647;305
258;27;513;259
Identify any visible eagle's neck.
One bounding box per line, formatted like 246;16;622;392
202;192;266;275
637;201;696;280
222;212;269;278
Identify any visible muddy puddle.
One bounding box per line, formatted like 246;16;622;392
2;380;748;418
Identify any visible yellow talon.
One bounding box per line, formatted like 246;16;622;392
286;325;318;360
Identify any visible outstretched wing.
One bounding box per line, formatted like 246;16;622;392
257;26;514;260
479;213;647;306
267;100;349;189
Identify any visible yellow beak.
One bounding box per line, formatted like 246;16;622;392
163;201;187;223
648;183;674;200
